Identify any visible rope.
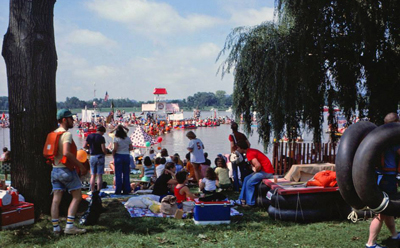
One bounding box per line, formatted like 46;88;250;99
272;188;281;221
294;192;304;222
346;192;390;223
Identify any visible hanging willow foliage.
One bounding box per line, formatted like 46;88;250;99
218;0;400;151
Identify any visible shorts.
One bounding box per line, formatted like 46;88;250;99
90;154;105;174
51;167;82;193
378;174;397;196
1;162;11;172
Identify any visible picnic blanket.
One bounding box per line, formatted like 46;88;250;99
125;203;243;218
85;186;135;201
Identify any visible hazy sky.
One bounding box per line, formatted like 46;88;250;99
0;0;275;102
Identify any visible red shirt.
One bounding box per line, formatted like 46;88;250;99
174;185;186;203
245;148;274;174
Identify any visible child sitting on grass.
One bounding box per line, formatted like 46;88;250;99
173;156;183;173
185;152;196;183
131;156;155;191
140;156;156;181
155;157;167;178
199;167;218;194
214;156;232;191
174;171;199;208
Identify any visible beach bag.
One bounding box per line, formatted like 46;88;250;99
229;151;243;163
160;195;178;215
43;131;65;165
79;191;104;225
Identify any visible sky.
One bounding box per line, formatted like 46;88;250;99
0;0;275;102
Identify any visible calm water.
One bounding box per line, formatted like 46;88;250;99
0;111;330;167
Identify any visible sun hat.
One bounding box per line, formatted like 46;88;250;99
57;109;74;120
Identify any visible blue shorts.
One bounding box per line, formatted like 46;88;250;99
379;174;397;196
90;154;105;174
51;167;82;193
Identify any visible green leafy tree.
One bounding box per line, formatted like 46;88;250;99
215;90;226;108
218;0;400;148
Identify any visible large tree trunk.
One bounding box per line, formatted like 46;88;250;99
1;0;57;217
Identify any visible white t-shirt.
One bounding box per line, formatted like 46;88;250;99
202;178;216;191
114;137;131;155
187;138;205;163
156;163;165;178
149;153;156;161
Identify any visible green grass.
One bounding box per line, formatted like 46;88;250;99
0;173;398;247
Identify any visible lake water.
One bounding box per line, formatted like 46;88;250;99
0;111;330;167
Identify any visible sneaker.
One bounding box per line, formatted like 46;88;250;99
365;243;386;248
391;232;400;240
64;226;87;235
53;230;62;236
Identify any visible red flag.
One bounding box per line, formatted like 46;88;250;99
104;91;109;101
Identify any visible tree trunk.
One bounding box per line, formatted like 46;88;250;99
1;0;57;217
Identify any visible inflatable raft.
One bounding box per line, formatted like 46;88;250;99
257;178;351;222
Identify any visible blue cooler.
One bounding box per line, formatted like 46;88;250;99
193;200;231;225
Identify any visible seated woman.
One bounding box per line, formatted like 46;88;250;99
152;162;177;201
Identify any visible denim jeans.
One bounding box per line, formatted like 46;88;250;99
231;161;242;191
239;171;272;206
232;161;252;192
114;153;131;194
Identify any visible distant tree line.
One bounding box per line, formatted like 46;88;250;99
0;90;232;111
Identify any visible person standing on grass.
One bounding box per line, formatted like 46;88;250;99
366;112;400;248
229;122;251;192
186;131;205;182
51;109;87;235
112;125;133;195
84;125;107;192
236;140;274;207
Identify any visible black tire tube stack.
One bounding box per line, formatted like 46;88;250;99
335;121;377;209
353;122;400;216
256;182;271;208
267;191;344;210
267;203;351;223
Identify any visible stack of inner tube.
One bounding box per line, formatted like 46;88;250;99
336;121;400;217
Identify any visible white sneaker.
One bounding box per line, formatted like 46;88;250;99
65;226;86;235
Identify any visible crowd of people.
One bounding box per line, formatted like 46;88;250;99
75;109;233;138
48;108;274;235
38;108;400;248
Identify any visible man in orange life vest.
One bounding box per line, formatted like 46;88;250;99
50;109;87;235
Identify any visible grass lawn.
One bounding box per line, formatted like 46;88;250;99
0;174;399;247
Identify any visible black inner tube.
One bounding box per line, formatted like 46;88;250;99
335;121;377;209
353;122;400;216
